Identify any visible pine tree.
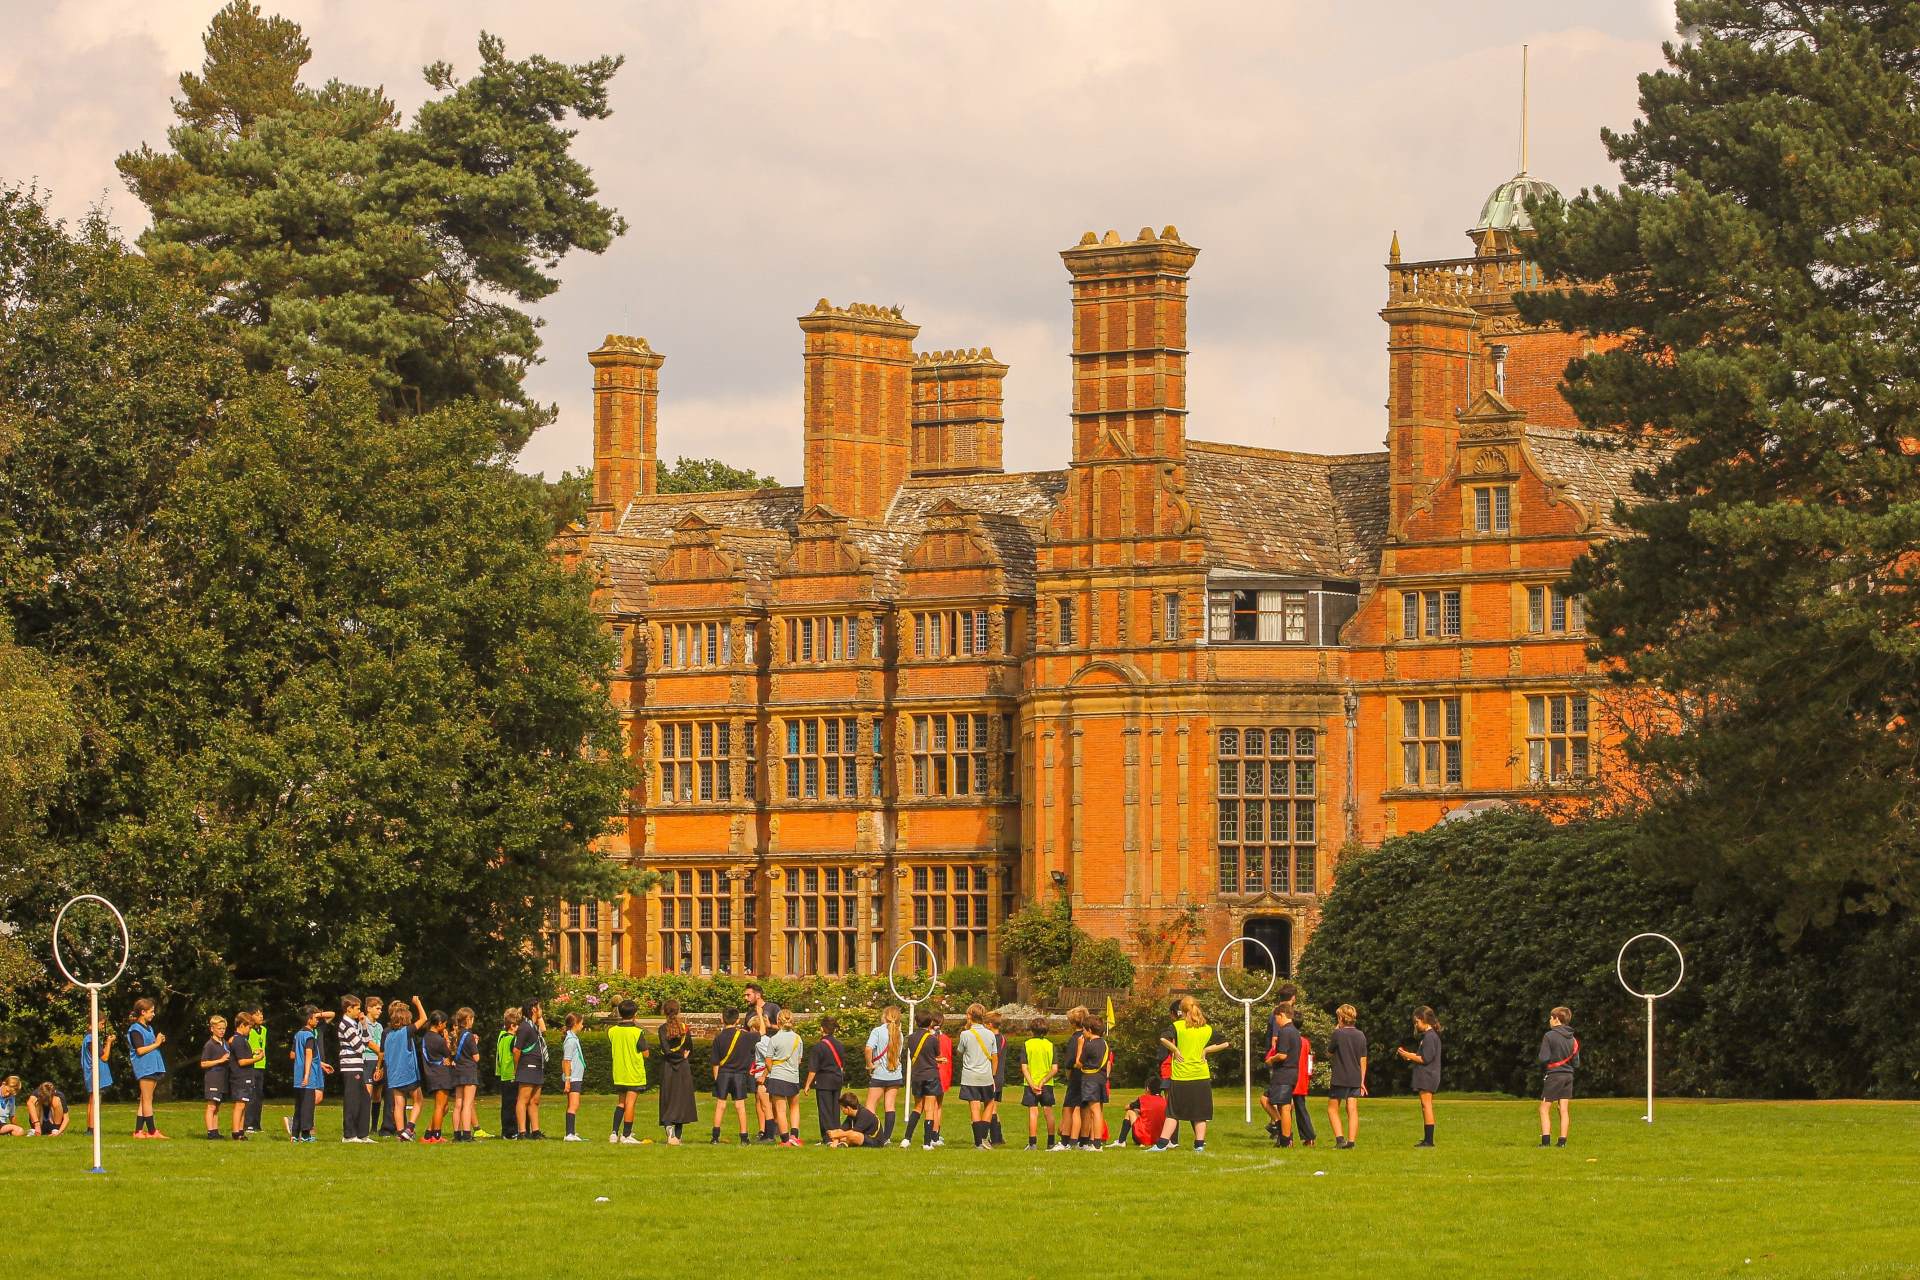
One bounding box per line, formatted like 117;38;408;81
117;2;626;452
1520;1;1920;935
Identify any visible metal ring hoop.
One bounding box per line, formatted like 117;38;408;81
1215;936;1278;1006
1616;931;1684;1001
887;940;939;1006
52;895;130;991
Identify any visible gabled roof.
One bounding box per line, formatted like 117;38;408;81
1525;426;1661;535
1186;441;1389;580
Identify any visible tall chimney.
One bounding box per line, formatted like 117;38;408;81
797;300;920;518
1059;226;1198;464
910;347;1007;476
1381;247;1475;532
587;334;663;532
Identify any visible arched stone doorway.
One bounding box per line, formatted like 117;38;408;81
1243;916;1294;978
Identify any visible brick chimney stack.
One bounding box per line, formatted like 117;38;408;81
587;334;663;532
1059;226;1198;464
910;347;1007;476
797;300;920;518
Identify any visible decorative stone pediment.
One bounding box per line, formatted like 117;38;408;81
656;514;744;581
904;500;1001;576
1457;389;1525;441
776;505;870;580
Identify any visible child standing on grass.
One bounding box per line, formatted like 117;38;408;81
1020;1018;1058;1151
495;1008;521;1140
244;1007;267;1133
125;998;168;1139
452;1009;481;1142
1396;1006;1442;1147
1538;1006;1579;1148
80;1012;112;1137
905;1011;944;1149
362;996;385;1135
954;1004;999;1150
608;1000;649;1145
560;1012;588;1141
757;1009;804;1146
802;1015;847;1146
289;1005;330;1143
199;1015;231;1140
1326;1004;1367;1150
863;1005;903;1148
1057;1007;1087;1151
226;1012;257;1141
512;1000;547;1140
384;997;425;1141
1079;1016;1114;1151
1264;1004;1298;1147
1291;1014;1316;1147
655;1001;697;1145
335;996;370;1144
708;1008;753;1144
1153;998;1226;1154
985;1010;1008;1146
422;1009;455;1144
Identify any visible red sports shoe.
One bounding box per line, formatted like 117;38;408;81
149;1131;170;1140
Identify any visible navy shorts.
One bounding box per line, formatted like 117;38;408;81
566;1080;583;1095
202;1084;225;1103
1329;1085;1362;1101
868;1076;903;1092
911;1075;942;1099
713;1069;751;1101
1021;1085;1056;1107
1543;1074;1574;1103
764;1079;800;1099
958;1084;996;1103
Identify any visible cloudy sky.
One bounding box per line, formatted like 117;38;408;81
5;1;1678;481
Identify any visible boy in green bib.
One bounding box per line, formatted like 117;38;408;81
608;1000;649;1144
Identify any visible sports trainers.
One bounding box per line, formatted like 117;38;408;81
619;1134;643;1145
899;1138;911;1148
564;1133;584;1142
609;1132;621;1144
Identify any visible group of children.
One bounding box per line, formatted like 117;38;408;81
27;982;1581;1151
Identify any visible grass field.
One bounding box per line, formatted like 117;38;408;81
6;1091;1916;1276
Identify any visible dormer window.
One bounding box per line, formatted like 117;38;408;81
1472;485;1512;535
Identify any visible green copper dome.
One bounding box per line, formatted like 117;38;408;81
1474;171;1560;233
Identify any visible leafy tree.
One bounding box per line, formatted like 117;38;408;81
1520;2;1920;936
1300;810;1920;1098
657;456;783;494
0;192;633;1071
117;2;627;451
538;467;595;533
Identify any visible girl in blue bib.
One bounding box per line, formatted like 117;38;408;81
125;998;169;1138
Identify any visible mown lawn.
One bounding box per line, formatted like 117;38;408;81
6;1091;1916;1276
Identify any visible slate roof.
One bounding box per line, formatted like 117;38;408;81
1186;441;1389;580
587;427;1654;606
1527;426;1662;535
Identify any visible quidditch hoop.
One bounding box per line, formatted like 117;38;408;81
1616;932;1684;1000
887;940;939;1005
1215;937;1278;1005
52;894;130;990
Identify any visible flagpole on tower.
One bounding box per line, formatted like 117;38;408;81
1520;43;1530;174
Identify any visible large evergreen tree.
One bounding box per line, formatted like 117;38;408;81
117;2;626;451
1521;1;1920;935
0;189;630;1063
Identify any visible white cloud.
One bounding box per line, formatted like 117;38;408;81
2;0;1676;478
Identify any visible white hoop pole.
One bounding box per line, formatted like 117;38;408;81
1616;932;1684;1124
887;941;939;1037
53;894;130;1176
1215;938;1277;1124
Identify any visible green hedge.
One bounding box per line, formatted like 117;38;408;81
1298;810;1920;1099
